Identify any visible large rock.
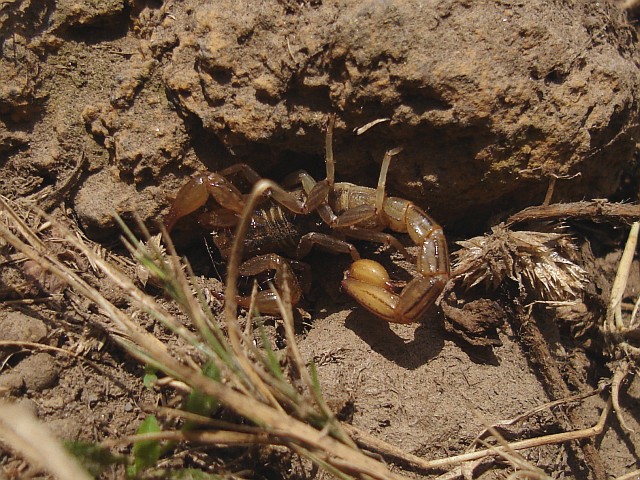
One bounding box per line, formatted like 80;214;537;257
158;0;640;230
9;0;634;235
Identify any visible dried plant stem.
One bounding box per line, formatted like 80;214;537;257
473;386;605;441
0;402;92;480
0;222;169;358
106;430;290;448
607;222;639;333
344;399;610;471
0;341;128;390
0;195;46;250
270;279;356;448
221;179;291;408
506;200;640;226
542;176;557;206
0;296;59;305
616;469;640;480
611;360;634;433
244;281;260;337
0;340;87;358
511;303;606;479
603;222;639;434
475;432;546;478
153;406;280;433
165;243;283;409
154;358;404;479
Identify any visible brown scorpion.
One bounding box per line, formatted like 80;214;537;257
164;116;450;324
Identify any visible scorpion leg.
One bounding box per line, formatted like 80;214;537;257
295;232;361;261
218;163;263;185
314;113;343;226
280;115;338;225
234;254;304;315
342;227;409;259
219;173;326;217
164;173;246;231
281;170;317;191
217;164;330;214
281;169;332;215
166;172;321;234
320;147;403;229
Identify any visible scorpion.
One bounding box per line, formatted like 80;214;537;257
164;116;450;324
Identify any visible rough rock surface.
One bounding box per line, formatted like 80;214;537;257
1;0;638;235
161;0;640;229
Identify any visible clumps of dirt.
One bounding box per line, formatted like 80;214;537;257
0;311;48;344
441;297;505;347
0;313;57;397
0;352;59;394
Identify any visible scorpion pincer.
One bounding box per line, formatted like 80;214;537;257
163;115;450;324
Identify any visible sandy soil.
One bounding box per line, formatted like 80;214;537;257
1;1;639;478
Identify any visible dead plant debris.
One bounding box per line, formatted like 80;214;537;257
1;193;639;479
453;224;588;302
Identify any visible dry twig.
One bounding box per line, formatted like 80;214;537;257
506;200;640;226
603;221;640;435
345;399;611;472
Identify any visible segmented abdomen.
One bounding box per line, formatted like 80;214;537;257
244;203;302;257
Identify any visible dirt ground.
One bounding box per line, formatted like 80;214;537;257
1;0;640;478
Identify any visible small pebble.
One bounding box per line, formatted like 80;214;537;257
0;353;59;393
0;311;48;343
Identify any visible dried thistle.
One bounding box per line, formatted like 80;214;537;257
454;224;588;301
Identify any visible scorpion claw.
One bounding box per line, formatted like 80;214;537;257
341;259;401;323
342;258;447;324
342;277;400;323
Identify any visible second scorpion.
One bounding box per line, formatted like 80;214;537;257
164;116;450;324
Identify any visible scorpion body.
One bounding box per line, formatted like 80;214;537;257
212;202;309;260
164;116;450;323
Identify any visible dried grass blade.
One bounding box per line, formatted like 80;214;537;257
0;401;92;480
0;195;46;250
607;222;639;333
269;278;356;447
